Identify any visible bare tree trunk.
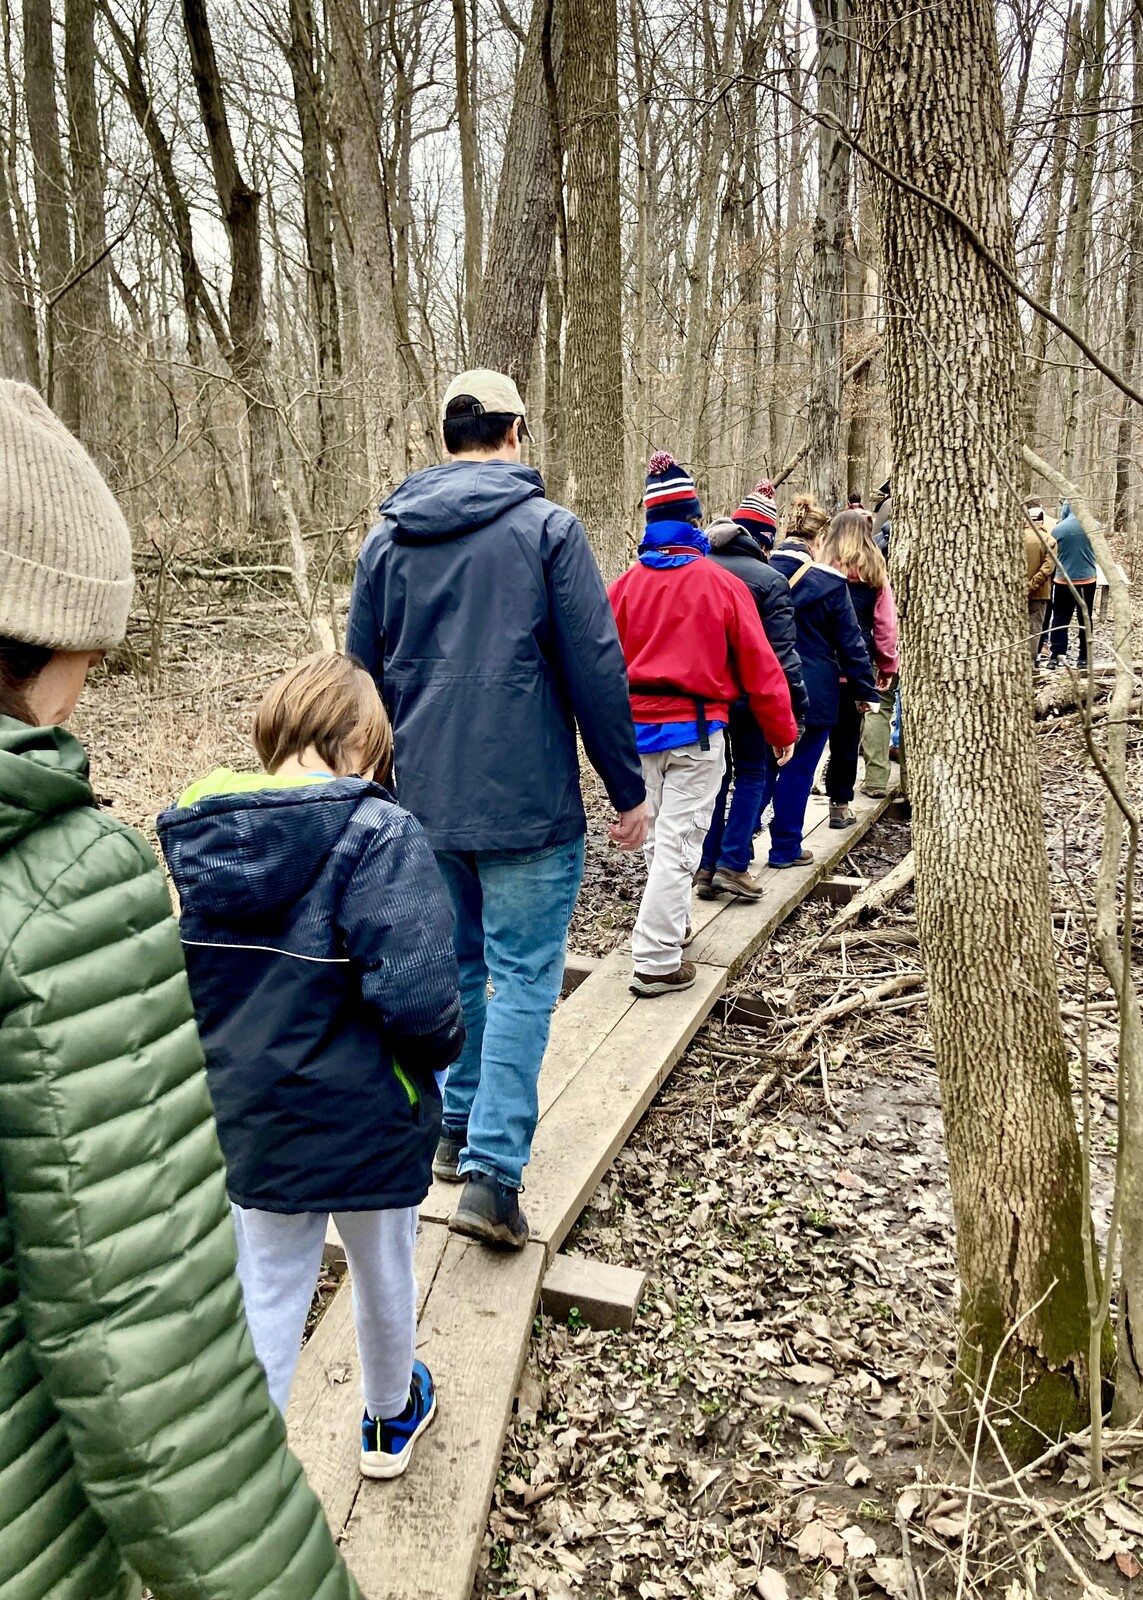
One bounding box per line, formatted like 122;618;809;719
23;0;79;431
284;0;342;517
676;0;742;466
1060;0;1106;475
770;51;805;468
64;0;110;451
860;0;1105;1453
0;138;39;383
564;0;625;572
1019;5;1081;484
470;0;560;393
1113;0;1143;545
629;0;651;466
327;0;404;498
453;0;483;346
845;174;878;498
807;0;851;511
183;0;278;536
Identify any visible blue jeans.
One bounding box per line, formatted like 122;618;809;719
434;837;586;1190
756;726;831;865
701;705;770;874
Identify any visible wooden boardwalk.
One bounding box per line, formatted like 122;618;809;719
287;786;895;1599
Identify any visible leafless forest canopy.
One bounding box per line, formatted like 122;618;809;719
0;0;1138;585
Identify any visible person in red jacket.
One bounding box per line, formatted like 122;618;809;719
609;453;797;997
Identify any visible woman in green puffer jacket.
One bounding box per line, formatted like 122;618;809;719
0;381;361;1600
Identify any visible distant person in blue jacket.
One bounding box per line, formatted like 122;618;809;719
762;495;879;868
158;653;465;1482
346;369;647;1251
1048;500;1098;670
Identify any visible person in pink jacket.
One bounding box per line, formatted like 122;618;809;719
819;511;900;824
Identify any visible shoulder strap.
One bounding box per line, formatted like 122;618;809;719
784;553;814;590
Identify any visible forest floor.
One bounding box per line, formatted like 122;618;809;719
77;595;1141;1600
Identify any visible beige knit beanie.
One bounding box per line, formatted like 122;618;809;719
0;380;133;651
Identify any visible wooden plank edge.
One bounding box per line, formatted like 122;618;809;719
541;1254;648;1331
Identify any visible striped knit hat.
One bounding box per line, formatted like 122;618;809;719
732;479;778;547
644;451;702;525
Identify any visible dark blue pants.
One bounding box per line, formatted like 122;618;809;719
758;725;831;866
700;705;771;874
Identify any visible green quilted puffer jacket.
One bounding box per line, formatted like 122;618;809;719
0;718;362;1600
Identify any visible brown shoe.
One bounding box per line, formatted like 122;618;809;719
861;785;887;799
694;868;719;900
769;849;814;870
711;866;765;900
630;961;697;998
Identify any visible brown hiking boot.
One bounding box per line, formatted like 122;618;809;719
711;866;765;900
694;868;719;900
630;961;697;998
770;848;814;870
829;803;857;829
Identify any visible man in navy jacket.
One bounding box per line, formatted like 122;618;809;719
346;369;646;1250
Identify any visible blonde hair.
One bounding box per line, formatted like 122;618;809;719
787;493;830;543
821;510;889;589
253;652;393;782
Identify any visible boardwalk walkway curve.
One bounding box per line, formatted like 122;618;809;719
287;787;896;1600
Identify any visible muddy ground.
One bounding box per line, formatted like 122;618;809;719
76;595;1141;1600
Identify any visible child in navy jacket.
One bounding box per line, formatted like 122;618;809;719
158;653;464;1481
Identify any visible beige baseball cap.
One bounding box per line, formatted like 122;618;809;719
441;369;529;436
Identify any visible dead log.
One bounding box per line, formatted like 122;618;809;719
829;850;916;932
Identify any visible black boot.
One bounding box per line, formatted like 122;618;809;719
450;1173;529;1251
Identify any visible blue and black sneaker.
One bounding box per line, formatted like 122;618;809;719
359;1360;437;1480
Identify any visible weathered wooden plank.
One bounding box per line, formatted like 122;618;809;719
686;791;892;976
524;963;726;1254
541;1254;647;1331
561;952;600;993
342;1236;545;1599
288;1220;450;1540
808;873;870;906
419;948;639;1225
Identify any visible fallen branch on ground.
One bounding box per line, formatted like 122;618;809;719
829;851;916;933
780;971;927;1057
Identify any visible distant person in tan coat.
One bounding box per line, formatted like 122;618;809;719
1024;498;1057;664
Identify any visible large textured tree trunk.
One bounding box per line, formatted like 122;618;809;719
23;0;79;432
807;0;851;511
0;149;39;385
564;0;625;573
1113;1;1143;548
183;0;278;536
470;0;561;394
860;0;1106;1453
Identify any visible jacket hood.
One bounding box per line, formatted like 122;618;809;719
707;517;763;557
157;770;379;923
379;460;545;544
0;717;93;855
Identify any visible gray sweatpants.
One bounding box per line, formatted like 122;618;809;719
633;735;726;975
232;1203;418;1420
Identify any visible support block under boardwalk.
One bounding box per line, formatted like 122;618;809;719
541;1254;647;1330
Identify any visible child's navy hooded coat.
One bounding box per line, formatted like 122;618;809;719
157;772;464;1213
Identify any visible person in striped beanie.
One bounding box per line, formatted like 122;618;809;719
732;479;778;548
644;451;703;525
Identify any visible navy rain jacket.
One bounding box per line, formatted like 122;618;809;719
157;775;464;1212
706;521;811;726
346;461;645;853
769;539;878;727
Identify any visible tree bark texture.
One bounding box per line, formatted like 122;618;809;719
1060;0;1106;474
860;0;1105;1451
807;0;851;511
563;0;625;573
183;0;278;535
453;0;483;345
64;0;110;451
470;0;560;393
1113;0;1143;544
23;0;79;431
0;137;39;384
1019;6;1080;486
327;0;404;497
